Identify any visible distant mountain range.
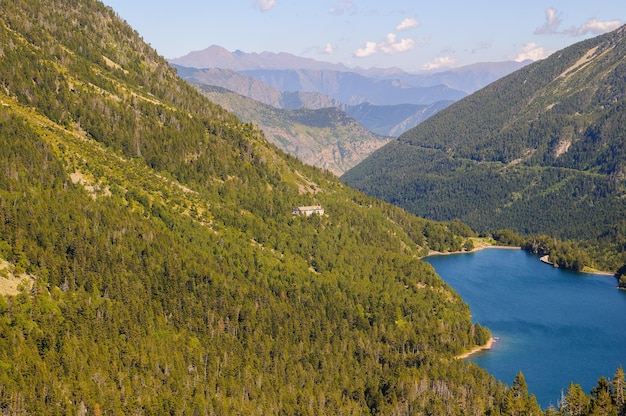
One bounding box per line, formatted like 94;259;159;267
171;45;529;137
177;65;456;132
170;45;530;94
170;44;358;72
236;68;465;106
343;101;452;137
343;25;626;252
172;47;527;172
174;64;459;140
173;66;342;110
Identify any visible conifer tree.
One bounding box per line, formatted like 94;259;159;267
502;372;543;416
590;376;618;416
562;382;591;416
612;366;625;416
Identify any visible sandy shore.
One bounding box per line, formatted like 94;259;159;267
425;243;520;258
456;337;495;359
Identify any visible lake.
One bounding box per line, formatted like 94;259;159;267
424;248;626;409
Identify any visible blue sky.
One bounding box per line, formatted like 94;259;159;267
101;0;624;72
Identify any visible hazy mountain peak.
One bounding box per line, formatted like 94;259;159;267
170;44;353;71
171;45;529;95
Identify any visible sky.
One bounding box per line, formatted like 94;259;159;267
100;0;624;73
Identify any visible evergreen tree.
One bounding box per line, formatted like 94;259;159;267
502;372;543;416
611;366;626;416
590;376;618;416
562;382;591;416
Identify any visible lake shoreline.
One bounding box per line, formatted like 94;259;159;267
426;245;616;278
539;254;615;277
456;337;496;359
425;243;520;258
426;248;626;408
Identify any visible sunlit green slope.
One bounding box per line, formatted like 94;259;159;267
0;0;521;414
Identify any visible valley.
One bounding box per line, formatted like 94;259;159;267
343;25;626;276
171;48;526;173
0;1;624;414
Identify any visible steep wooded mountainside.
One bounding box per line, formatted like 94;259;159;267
0;0;522;414
343;25;626;271
191;84;392;175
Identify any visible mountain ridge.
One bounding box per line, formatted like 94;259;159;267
343;25;626;269
171;47;527;144
238;68;466;106
192;83;392;175
176;65;454;139
173;66;343;109
170;44;529;94
170;44;357;72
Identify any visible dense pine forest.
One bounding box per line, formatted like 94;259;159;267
0;0;624;414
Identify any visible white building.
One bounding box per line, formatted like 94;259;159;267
292;205;324;216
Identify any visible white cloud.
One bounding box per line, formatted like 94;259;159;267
421;56;456;71
319;43;336;55
534;8;562;35
379;33;416;54
396;17;418;31
353;41;378;58
573;18;622;36
254;0;277;12
535;8;622;37
353;33;417;58
514;43;552;62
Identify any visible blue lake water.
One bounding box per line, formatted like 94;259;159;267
424;248;626;409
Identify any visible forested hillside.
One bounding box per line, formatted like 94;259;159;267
0;0;502;414
1;1;624;414
344;25;626;273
